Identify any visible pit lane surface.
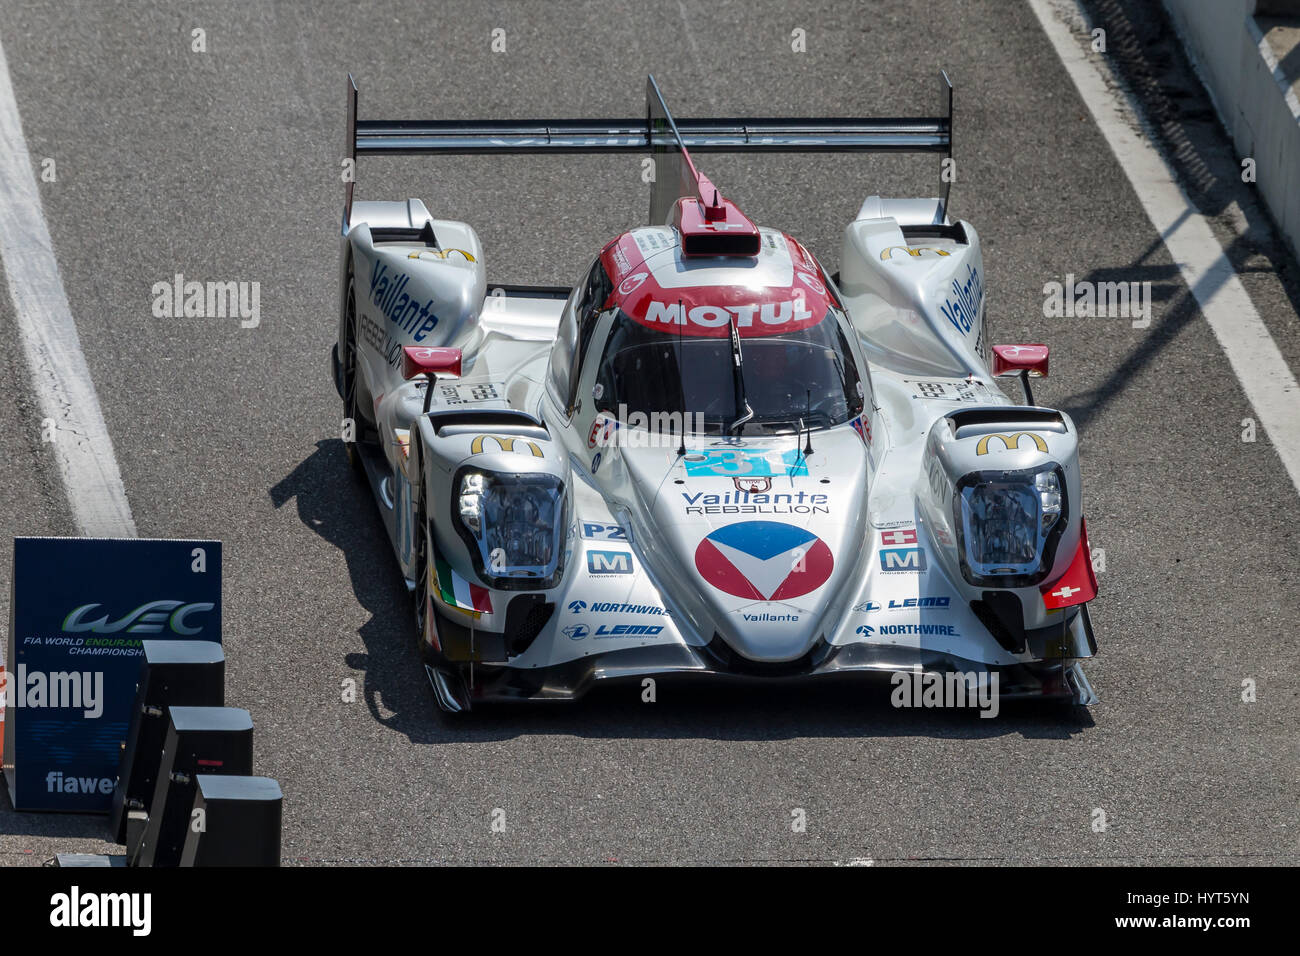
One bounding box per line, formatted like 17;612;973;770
1;0;1297;864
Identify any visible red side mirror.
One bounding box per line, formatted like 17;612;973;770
402;346;462;381
1040;518;1098;610
992;344;1049;378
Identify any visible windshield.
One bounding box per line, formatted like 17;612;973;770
593;308;865;435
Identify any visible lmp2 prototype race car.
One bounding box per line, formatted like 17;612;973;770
331;75;1099;713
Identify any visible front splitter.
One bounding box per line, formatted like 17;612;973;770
426;640;1096;711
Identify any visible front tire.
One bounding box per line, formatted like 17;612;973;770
341;269;365;474
412;477;432;646
410;466;467;716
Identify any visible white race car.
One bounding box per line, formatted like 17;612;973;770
332;75;1099;713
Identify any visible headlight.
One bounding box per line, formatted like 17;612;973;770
953;465;1067;587
453;468;568;589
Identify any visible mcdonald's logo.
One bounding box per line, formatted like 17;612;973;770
408;247;477;263
879;246;952;261
974;432;1048;456
470;434;543;457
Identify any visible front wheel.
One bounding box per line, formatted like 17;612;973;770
412;481;432;646
341;270;365;474
409;439;472;716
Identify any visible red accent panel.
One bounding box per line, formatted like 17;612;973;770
1041;519;1098;610
469;583;492;614
667;162;761;257
675;197;760;256
402;346;462;381
612;236;835;338
769;539;834;601
599;224;836;338
879;529;917;546
992;344;1050;378
601;232;650;283
694;539;764;601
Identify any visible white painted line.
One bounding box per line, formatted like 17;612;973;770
1029;0;1300;497
0;34;136;536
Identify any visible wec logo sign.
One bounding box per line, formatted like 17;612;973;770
8;537;222;812
61;600;215;635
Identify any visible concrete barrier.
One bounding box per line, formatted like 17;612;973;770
1163;0;1300;257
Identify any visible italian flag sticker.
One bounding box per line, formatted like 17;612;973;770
434;554;492;617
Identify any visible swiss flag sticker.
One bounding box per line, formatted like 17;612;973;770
880;529;917;546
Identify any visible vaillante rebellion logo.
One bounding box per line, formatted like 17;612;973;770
939;263;982;337
369;261;440;342
695;521;833;600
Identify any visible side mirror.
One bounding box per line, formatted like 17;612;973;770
402;346;462;381
991;344;1049;405
403;346;462;414
991;344;1049;378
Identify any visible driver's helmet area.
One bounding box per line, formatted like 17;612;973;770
593;304;866;436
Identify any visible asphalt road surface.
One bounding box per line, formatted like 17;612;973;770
1;0;1297;865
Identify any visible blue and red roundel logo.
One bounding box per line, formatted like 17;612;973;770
694;521;834;601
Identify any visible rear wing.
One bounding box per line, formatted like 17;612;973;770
344;72;953;230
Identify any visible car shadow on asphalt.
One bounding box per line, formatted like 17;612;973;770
1054;256;1195;432
273;439;1096;749
269;438;438;732
424;684;1098;744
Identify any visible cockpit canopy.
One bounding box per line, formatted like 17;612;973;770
595;307;864;435
548;233;870;436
